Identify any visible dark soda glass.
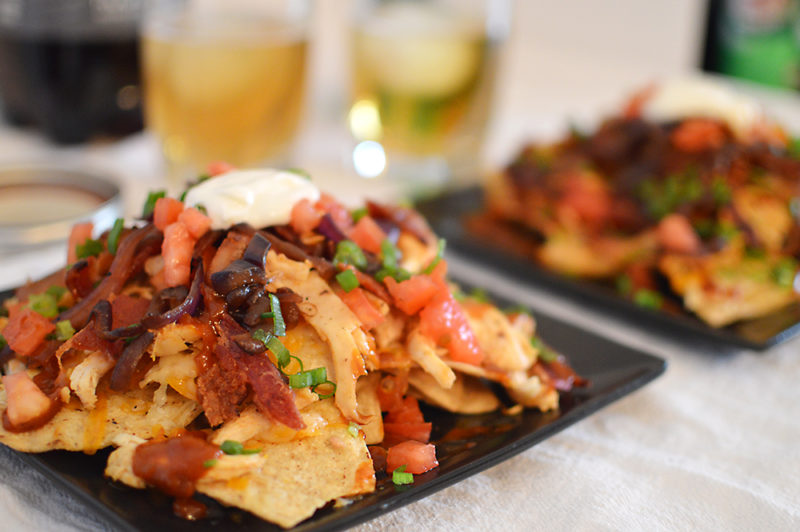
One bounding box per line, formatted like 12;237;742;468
0;0;144;144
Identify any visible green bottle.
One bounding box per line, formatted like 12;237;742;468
717;0;800;89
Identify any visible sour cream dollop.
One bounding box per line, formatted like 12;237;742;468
183;169;320;230
643;78;762;138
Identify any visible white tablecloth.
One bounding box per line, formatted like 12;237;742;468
1;2;800;528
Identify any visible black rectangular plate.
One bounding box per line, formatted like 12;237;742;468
416;187;800;350
1;288;665;531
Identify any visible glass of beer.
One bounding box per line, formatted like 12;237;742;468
141;0;310;189
349;0;511;194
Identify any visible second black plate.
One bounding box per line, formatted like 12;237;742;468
416;187;800;350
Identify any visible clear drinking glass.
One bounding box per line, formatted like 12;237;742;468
349;0;511;195
141;0;311;190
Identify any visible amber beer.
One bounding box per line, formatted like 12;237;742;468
350;3;497;176
142;13;307;183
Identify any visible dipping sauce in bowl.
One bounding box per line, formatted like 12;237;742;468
0;164;122;290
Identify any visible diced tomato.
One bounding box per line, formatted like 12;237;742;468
385;396;425;424
560;173;612;227
67;222;94;264
383;422;432;444
315;193;353;231
657;213;701;254
208;231;249;274
290;198;323;234
178;207;212;239
111;294;151;330
671;118;727;152
429;259;448;283
207;161;235;176
623;83;656;119
2;372;54;428
3;306;55;357
337;286;385;329
376;374;408;412
162;221;194;287
348;216;386;254
384;274;441;315
153;197;184;231
386;441;438;474
419;291;483;366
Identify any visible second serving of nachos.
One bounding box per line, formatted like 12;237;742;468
0;166;583;528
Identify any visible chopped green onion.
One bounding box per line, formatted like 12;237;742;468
196;204;208;215
351;207;368;222
45;285;67;300
745;247;766;259
252;328;271;345
531;337;558;363
422;238;446;274
615;274;632;296
772;258;797;288
260;312;275;319
392;465;414;486
633;289;663;309
469;288;489;303
347;422;360;438
288;367;328;389
375;266;411;283
311;379;336;399
28;293;59;318
333;240;368;270
380;240;398;271
710;177;732;206
503;304;531;316
336;269;360;292
220;440;243;455
55;320;75;341
0;334;6;351
203;459;218;468
217;440;262;456
789;137;800;159
266;336;291;369
141;190;166;218
285;167;312;180
268;293;286;336
107;218;124;254
75;238;104;260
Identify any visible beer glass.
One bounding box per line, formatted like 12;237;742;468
349;0;511;194
141;0;311;189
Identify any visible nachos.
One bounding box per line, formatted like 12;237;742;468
485;79;800;327
0;167;582;528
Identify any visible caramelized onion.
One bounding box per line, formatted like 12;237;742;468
315;213;347;243
59;224;162;329
210;260;265;296
241;232;271;270
141;261;205;330
109;331;155;392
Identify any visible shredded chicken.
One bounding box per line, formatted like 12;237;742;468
69;352;114;409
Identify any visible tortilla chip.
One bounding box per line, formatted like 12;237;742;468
356;372;383;445
408;369;500;414
660;247;798;327
197;425;375;528
0;385;201;453
105;434;146;488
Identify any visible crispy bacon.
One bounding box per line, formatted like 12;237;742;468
215;315;304;430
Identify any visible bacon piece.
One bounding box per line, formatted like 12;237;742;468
195;353;248;427
111;294;151;330
215;315;304;430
